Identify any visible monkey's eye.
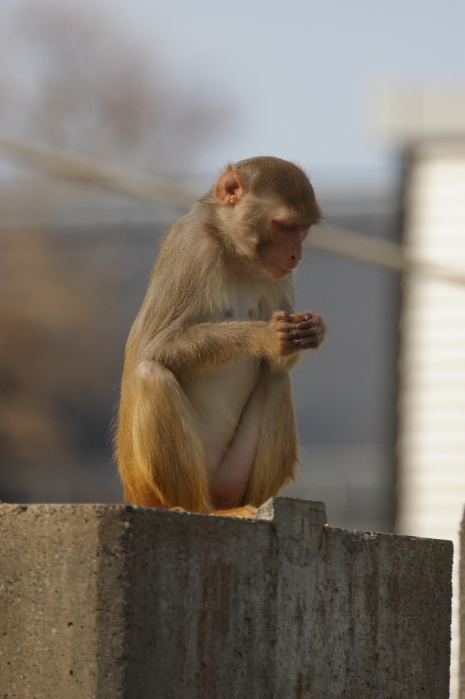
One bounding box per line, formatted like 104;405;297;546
274;221;307;235
276;222;299;233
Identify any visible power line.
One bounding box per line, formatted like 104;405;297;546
308;224;465;286
1;133;464;287
0;134;195;210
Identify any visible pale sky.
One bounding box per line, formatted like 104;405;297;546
111;0;465;188
2;0;465;189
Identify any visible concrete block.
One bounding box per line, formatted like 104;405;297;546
0;499;452;698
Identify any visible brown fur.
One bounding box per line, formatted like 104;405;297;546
115;156;325;517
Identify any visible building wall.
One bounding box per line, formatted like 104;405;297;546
397;140;465;698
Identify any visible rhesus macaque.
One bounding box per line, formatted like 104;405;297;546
116;156;326;516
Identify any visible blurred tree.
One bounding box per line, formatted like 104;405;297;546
0;1;232;501
0;226;125;500
0;0;228;175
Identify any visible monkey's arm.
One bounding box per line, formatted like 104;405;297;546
141;314;300;382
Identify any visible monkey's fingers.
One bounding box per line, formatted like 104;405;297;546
289;312;312;324
274;311;293;323
268;311;305;355
272;312;301;336
277;326;304;354
300;336;323;349
290;314;326;350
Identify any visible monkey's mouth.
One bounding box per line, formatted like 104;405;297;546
263;261;292;279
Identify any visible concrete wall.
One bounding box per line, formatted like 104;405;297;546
0;498;452;699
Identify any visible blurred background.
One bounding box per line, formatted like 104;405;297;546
0;0;464;693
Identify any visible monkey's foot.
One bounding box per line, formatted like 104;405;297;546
212;505;258;519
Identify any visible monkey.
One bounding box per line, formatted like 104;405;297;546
116;156;326;517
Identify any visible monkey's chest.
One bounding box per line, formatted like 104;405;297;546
212;287;264;323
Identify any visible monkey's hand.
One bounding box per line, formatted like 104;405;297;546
289;312;326;350
265;311;304;358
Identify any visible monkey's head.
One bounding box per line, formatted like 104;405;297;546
212;156;321;280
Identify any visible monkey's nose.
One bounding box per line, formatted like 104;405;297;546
288;255;300;269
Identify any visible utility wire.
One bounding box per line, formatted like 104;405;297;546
0;134;196;210
308;225;465;287
1;133;465;287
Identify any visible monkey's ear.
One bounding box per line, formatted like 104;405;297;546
214;165;247;207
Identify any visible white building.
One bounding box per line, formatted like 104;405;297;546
397;139;465;699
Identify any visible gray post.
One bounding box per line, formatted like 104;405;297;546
0;499;452;698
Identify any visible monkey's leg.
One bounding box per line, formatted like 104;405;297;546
118;360;210;512
208;375;268;511
242;368;299;506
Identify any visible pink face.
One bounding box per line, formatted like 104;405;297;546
260;220;309;279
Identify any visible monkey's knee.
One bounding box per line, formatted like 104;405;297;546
135;359;176;392
131;360;187;451
133;360;197;429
